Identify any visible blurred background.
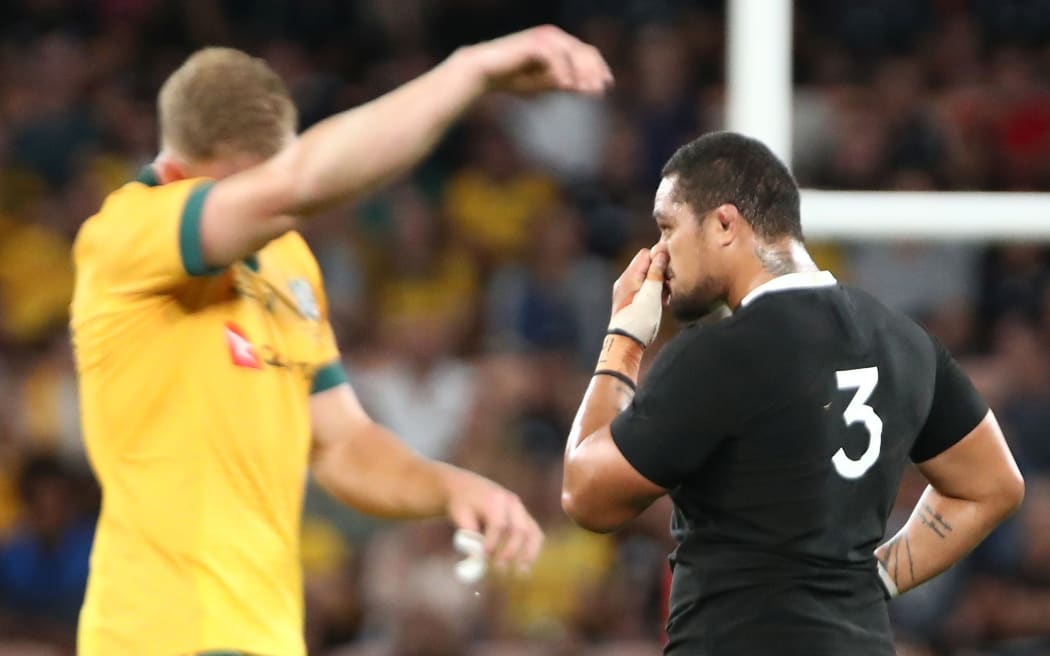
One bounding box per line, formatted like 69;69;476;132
0;0;1049;654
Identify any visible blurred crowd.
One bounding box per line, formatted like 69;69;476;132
0;1;1049;655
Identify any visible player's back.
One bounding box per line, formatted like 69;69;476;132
663;280;945;655
72;174;342;656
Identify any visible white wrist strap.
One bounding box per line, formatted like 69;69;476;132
877;561;899;598
608;278;664;347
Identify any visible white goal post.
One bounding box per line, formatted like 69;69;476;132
726;0;1050;241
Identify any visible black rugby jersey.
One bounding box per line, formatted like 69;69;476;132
611;272;987;656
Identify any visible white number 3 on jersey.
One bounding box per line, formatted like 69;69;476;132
832;367;883;479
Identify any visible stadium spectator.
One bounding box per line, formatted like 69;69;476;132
0;455;94;649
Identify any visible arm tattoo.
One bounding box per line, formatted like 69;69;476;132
918;503;953;538
877;505;951;593
876;534;915;589
876;538;895;573
754;245;800;276
904;534;915;583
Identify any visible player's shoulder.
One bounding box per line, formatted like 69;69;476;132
654;315;743;373
268;229;317;266
266;229;325;283
76;172;207;246
807;284;941;376
74;179;148;261
838;283;934;346
637;316;763;412
677;301;779;353
735;280;929;341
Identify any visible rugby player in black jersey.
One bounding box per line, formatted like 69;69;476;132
562;132;1025;655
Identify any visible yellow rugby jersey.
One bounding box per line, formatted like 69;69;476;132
71;168;346;656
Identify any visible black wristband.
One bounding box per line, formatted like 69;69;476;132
594;369;637;392
607;328;646;348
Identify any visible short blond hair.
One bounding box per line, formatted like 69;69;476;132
158;47;297;162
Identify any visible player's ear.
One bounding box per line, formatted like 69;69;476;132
714;204;738;247
153;153;189;184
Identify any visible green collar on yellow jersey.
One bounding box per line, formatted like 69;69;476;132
135;165;260;273
135;165;160;186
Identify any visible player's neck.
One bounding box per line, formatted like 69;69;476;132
728;240;818;309
154;148;263;183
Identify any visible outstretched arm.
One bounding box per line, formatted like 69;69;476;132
875;412;1024;597
198;25;612;268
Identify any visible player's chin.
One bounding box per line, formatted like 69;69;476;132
669;293;720;323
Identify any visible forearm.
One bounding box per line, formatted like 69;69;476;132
562;330;667;531
563;335;640;505
312;422;453;519
278;49;485;215
875;485;1014;596
566;246;664;453
566;334;643;454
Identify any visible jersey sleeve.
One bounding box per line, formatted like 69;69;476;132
304;252;347;395
910;336;989;463
310;320;346;394
76;178;218;294
610;330;732;489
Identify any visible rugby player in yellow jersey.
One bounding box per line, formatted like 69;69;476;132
71;26;613;656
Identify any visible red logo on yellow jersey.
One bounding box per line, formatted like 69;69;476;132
224;322;262;369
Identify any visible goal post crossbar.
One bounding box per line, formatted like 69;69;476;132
800;190;1050;242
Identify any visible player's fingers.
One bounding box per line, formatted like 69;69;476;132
647;244;669;282
449;504;481;534
560;48;580;91
532;27;576;91
550;43;583;90
597;46;615;89
551;26;609;94
507;502;543;574
625;247;651;282
553;33;600;94
519;515;544;575
552;29;611;94
612;248;650;309
488;26;609;95
574;42;613;93
493;498;531;571
481;494;512;556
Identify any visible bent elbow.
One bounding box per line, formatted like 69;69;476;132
981;468;1026;524
1000;470;1025;518
561;489;619;534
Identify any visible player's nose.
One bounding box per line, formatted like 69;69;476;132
647;248;669;281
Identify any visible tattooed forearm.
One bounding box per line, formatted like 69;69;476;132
904;533;915;583
876;504;951;595
876;534;916;590
873;490;998;598
876;537;897;574
918;504;953;538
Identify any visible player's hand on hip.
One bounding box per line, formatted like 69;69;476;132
443;467;544;574
465;25;614;96
608;244;668;347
